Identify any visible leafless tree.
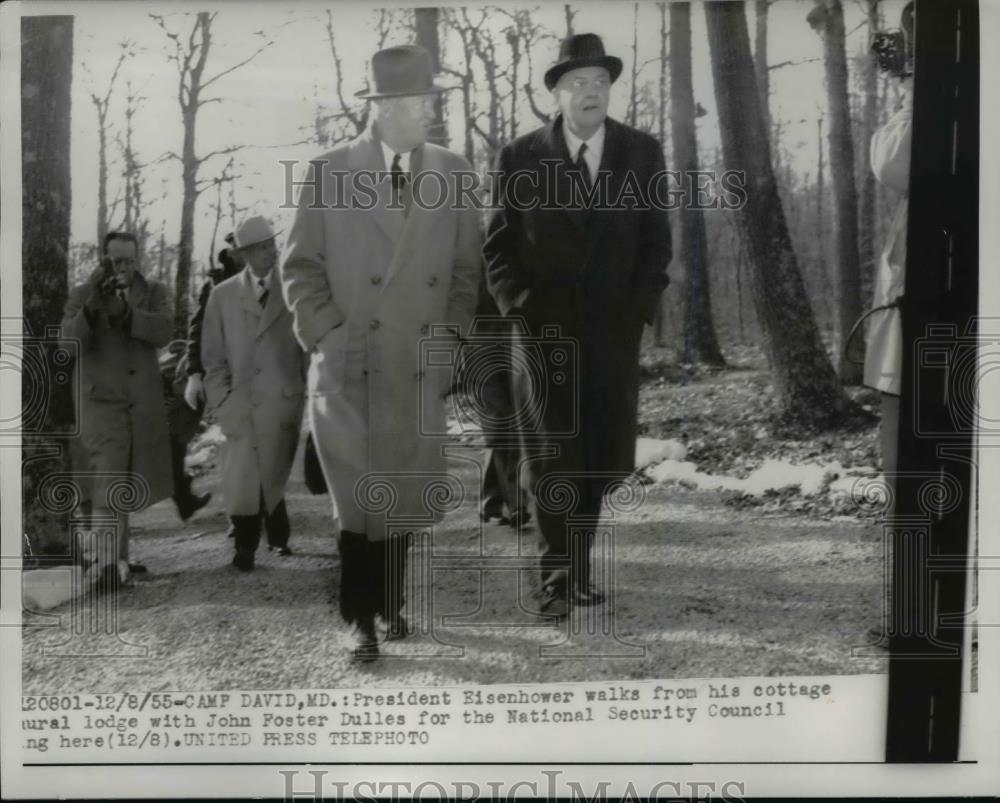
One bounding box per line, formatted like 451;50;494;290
90;42;130;245
150;11;272;334
808;0;864;383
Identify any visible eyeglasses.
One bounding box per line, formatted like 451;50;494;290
568;76;610;90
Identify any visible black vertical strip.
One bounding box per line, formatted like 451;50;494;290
886;0;978;762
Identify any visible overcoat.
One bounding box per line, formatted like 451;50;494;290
864;94;911;396
281;125;481;537
60;273;174;509
483;115;671;501
201;269;306;515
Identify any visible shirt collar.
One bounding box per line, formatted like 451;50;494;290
563;120;606;161
379;139;411;174
245;266;272;291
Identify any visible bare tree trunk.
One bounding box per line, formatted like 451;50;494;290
627;4;640;128
858;0;880;308
808;0;864;383
705;1;856;428
754;0;771;136
671;2;725;366
21;15;74;553
564;4;575;36
414;8;447;146
652;2;669;346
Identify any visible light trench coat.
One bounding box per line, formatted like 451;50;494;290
281;125;481;538
201;268;306;515
864;91;912;396
60;273;174;509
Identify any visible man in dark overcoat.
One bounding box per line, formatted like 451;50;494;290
483;34;672;617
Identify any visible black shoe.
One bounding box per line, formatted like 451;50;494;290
94;563;121;596
232;553;254;572
382;614;409;642
268;545;293;556
530;585;569;618
175;491;212;522
570;586;605;606
351;620;379;662
480;505;504;524
128;562;148;575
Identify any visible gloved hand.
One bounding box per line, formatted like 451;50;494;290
184;374;205;410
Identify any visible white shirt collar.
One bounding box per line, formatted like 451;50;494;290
563;121;606;166
380;140;411;174
245;266;272;295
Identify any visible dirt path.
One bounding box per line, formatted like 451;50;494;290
22;445;888;693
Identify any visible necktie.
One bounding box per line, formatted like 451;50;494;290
390;151;410;214
257;278;269;309
575;143;591;189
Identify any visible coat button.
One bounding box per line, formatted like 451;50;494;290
370;319;380;330
414;371;424;381
255;368;261;375
420;323;430;335
427;276;438;287
371;275;383;285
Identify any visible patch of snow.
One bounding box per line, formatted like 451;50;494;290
635;437;687;467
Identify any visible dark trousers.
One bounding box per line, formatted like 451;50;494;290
533;477;603;596
231;496;290;559
880;393;900;477
337;530;408;626
477;348;523;519
170;436;195;503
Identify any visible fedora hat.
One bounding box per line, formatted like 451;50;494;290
232;216;280;250
544;33;623;91
355;45;451;99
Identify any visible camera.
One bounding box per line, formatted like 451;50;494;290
871;30;912;77
97;257;126;296
418;317;578;441
1;323;80;436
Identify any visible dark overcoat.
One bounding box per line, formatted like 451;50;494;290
483;115;671;500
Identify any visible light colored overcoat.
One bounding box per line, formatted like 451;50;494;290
60;274;174;509
281;125;481;537
201;268;306;515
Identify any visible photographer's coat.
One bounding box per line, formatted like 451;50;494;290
60;274;174;508
201;268;306;516
281;125;481;538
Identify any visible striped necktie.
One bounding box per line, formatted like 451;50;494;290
257;278;269;309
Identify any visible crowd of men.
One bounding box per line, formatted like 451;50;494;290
62;33;676;662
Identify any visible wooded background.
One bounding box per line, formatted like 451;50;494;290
21;1;910;548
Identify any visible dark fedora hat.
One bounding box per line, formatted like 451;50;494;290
355;45;451;99
544;33;623;91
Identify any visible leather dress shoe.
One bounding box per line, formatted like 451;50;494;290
531;585;569;618
268;545;293;556
506;508;532;528
480;505;505;524
128;562;148;575
351;620;379;662
231;553;254;572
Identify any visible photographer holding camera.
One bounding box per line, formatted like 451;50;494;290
864;1;914;478
61;231;174;587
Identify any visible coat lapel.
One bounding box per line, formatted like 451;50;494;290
587;118;628;246
382;144;441;289
536;115;588;232
349;127;405;246
257;270;285;336
240;270;264;328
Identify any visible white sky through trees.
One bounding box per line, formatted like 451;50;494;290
68;0;906;278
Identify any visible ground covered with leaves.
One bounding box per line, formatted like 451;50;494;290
637;343;885;520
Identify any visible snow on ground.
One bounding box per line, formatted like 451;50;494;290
638;437;880;500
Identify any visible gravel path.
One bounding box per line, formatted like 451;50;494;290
22;445;887;693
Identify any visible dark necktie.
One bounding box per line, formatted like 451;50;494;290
257;278;269;309
575;143;591;189
391;151;407;205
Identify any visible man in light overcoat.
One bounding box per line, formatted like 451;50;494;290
202;216;306;571
282;45;481;661
61;231;174;585
483;34;672;618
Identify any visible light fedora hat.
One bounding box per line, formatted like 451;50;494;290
355;44;452;99
232;215;281;250
544;33;623;91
